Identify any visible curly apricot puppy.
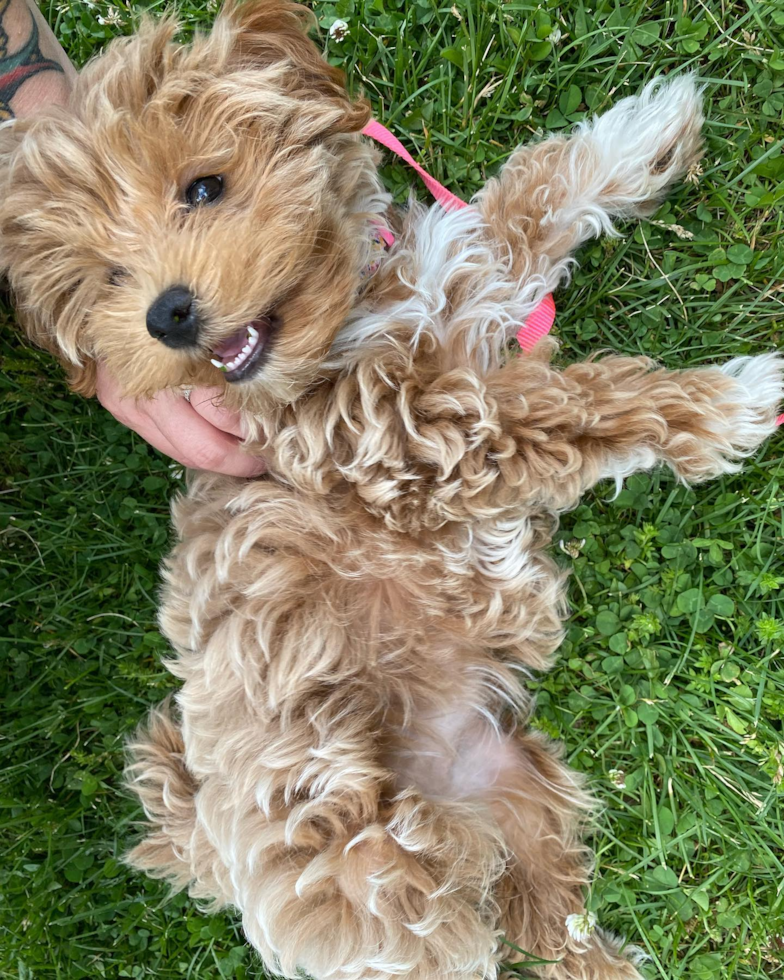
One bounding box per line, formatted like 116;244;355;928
1;3;781;978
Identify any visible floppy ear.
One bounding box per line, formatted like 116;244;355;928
11;306;99;397
65;359;98;397
1;120;98;398
0;119;20;279
218;0;370;135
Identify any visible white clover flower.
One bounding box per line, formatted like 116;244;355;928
608;768;626;789
565;911;597;943
329;19;350;41
547;27;562;44
559;538;586;558
97;5;123;26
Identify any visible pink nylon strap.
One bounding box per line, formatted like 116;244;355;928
516;293;557;354
362;119;466;213
362;119;556;352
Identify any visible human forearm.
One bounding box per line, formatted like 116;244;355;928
0;0;73;121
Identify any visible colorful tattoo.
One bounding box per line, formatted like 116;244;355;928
0;0;64;121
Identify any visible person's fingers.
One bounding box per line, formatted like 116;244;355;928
148;391;266;477
187;386;244;437
95;363;265;477
97;381;194;464
135;427;184;468
95;363;163;436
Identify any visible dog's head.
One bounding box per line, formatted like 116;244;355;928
0;0;377;409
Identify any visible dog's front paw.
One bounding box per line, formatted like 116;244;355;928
585;75;704;215
667;352;784;483
718;353;784;451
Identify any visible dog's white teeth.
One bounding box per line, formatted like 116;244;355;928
211;322;264;375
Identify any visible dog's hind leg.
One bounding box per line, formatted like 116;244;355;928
125;699;197;887
200;689;506;980
488;731;644;980
128;687;503;980
125;698;229;904
474;75;703;286
390;695;643;978
157;670;505;980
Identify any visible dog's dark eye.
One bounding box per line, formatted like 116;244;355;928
185;175;224;208
107;267;129;287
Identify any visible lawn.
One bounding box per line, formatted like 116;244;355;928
1;0;783;977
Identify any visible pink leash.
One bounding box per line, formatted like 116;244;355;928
363;120;782;425
362;119;555;353
363;119;467;214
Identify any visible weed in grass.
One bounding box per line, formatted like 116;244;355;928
2;1;784;978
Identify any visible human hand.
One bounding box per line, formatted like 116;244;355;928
95;361;266;478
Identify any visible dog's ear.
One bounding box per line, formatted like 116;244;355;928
0;119;20;280
1;120;98;398
12;303;99;398
66;359;98;397
217;0;370;135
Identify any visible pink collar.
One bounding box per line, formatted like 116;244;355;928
362;119;556;353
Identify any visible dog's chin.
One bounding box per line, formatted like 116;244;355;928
209;313;281;384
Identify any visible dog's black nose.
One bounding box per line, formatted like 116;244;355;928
146;286;200;348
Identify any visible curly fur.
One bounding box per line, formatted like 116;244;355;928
1;3;781;978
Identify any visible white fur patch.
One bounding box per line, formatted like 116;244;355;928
329;203;554;374
720;353;784;418
570;74;704;224
600;446;660;497
705;353;784;468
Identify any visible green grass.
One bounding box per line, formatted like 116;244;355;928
2;0;784;977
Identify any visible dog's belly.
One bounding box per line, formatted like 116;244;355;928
156;472;565;797
387;703;523;800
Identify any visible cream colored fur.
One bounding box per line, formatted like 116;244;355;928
0;3;781;978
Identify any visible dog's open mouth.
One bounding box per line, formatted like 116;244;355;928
210;315;278;383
